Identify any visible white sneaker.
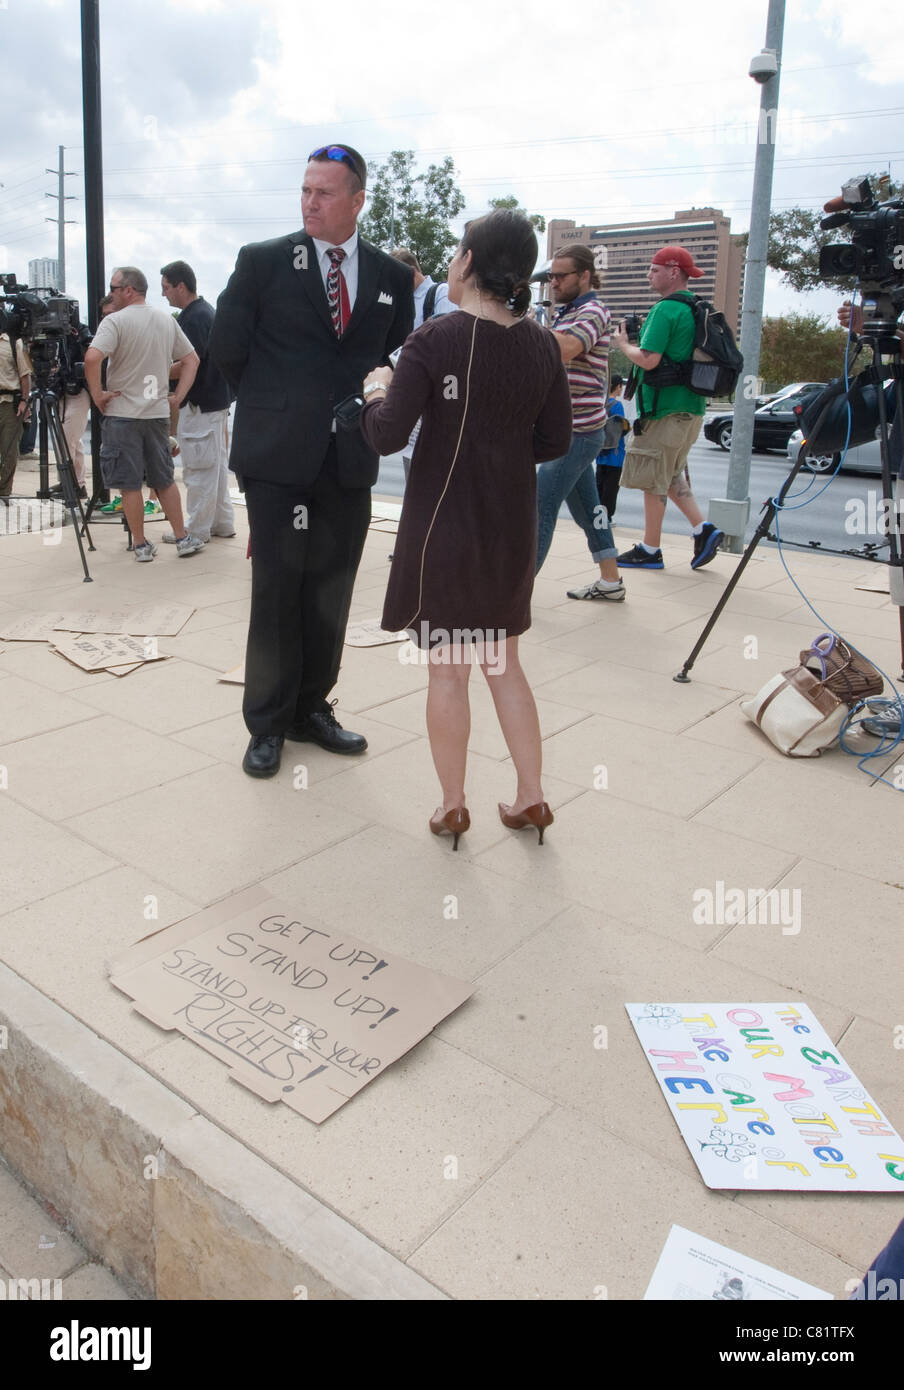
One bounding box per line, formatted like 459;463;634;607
163;532;207;544
175;532;205;557
566;577;626;601
134;541;157;563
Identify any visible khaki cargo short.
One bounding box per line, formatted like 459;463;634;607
621;413;704;495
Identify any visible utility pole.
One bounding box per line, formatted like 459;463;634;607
44;146;77;291
709;0;786;553
81;0;106;500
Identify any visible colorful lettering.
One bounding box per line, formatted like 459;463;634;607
727;1009;763;1026
676;1103;728;1123
649;1049;703;1071
665;1077;713;1095
763;1072;813;1102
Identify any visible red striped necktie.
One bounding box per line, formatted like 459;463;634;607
327;247;350;337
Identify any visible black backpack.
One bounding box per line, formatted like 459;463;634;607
421;283;439;323
643;293;743;400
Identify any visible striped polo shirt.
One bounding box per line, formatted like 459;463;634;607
552;292;611;433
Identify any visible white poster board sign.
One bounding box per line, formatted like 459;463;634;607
627;1002;904;1191
644;1225;832;1300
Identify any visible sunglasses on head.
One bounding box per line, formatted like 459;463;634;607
309;145;363;182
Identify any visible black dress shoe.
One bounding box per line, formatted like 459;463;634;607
242;734;284;777
286;705;367;756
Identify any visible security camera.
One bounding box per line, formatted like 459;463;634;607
749;49;778;83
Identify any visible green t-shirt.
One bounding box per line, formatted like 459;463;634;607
635;294;706;419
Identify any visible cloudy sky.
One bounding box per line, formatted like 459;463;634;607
1;0;902;325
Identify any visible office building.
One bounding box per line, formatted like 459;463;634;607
547;208;745;334
28;258;60;292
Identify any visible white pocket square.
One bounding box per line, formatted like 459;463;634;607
378;291;393;305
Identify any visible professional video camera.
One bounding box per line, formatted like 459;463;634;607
819;175;904;305
0;274;85;386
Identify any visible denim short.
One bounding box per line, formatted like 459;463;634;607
100;416;173;491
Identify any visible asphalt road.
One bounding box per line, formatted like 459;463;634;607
376;437;892;564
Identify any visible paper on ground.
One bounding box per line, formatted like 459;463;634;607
627;1002;904;1191
110;885;473;1123
218;661;244;684
644;1225;832;1300
371;501;403;522
345;618;408;646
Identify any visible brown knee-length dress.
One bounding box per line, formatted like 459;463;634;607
360;311;572;646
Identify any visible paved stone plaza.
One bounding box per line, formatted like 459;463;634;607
0;478;902;1299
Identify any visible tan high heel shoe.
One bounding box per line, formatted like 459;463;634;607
429;806;470;851
497;801;554;845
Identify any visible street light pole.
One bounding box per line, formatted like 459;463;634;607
709;0;786;553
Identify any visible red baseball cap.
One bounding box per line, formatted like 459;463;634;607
651;245;704;278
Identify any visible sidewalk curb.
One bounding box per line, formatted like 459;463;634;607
0;964;446;1301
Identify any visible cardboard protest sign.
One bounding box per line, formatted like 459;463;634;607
344;619;409;647
0;613;74;642
111;885;473;1123
50;632;167;673
52;603;194;636
644;1225;832;1301
627;1002;904;1192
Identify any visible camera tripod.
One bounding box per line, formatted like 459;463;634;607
24;339;95;581
674;301;904;684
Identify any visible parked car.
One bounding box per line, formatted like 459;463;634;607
704;383;826;453
786;428;884;476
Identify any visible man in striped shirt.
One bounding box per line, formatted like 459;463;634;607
535;245;625;601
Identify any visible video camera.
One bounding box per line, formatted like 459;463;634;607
0;274;87;389
819;176;904;305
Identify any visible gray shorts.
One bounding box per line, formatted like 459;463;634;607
100;417;173;492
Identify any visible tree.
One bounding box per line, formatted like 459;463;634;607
359;151;465;279
757;312;848;388
487;195;546;235
756;172;902;294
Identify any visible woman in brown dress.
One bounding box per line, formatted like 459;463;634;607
360;210;572;849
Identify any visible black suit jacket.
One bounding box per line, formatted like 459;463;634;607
211;231;414;489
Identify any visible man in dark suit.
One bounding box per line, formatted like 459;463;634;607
211;143;414;777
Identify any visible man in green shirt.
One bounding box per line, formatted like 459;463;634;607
610;245;723;570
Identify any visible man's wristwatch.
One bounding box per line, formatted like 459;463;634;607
363;381;387;398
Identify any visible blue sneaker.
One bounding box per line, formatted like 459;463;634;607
691;522;724;570
617;543;664;570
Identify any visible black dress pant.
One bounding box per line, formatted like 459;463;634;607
595;464;621;525
242;446;371;735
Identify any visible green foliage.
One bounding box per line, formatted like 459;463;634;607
758;312;848;388
360;151;465;280
487;195;546;235
756;171;902;294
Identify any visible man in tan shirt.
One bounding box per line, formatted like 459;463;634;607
0;332;32;497
84;265;203;562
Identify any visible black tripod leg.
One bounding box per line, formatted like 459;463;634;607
45;399;93;581
674;452;808;683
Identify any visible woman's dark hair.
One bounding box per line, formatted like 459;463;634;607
459;209;537;316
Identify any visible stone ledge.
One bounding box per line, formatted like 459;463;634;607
0;964;446;1301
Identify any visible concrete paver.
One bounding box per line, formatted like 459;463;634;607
0;1160;135;1299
